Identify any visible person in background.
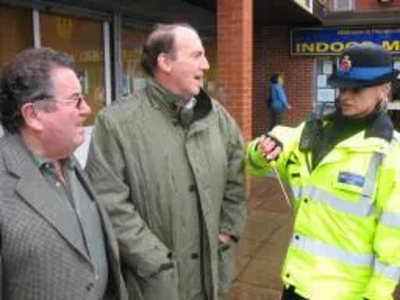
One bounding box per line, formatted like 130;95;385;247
268;73;291;129
0;48;128;300
247;43;400;299
85;23;247;300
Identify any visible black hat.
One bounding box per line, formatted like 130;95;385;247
328;43;399;89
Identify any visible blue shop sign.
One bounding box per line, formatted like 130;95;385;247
291;27;400;55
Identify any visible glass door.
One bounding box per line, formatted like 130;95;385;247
0;5;33;137
40;13;107;126
40;12;110;165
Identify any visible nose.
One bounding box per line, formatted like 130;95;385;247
202;56;210;70
80;98;92;117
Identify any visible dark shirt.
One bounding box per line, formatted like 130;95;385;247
311;111;393;170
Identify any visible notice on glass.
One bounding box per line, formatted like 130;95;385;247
395;61;400;79
323;61;333;75
317;75;327;87
317;88;335;102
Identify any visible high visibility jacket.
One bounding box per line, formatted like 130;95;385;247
247;118;400;300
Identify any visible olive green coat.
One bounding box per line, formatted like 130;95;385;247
85;79;246;300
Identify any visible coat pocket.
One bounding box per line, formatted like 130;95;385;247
218;245;234;296
122;267;144;300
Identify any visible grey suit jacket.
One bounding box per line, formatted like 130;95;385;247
0;134;128;300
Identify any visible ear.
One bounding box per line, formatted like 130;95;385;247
20;102;44;131
379;83;390;102
157;53;173;73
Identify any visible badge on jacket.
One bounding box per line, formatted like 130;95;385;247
338;172;365;188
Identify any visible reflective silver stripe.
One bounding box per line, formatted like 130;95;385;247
378;137;400;228
291;151;384;217
291;234;374;267
380;211;400;228
299;186;374;217
363;152;384;197
374;261;400;281
292;185;301;199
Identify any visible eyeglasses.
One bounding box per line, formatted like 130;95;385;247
38;94;86;109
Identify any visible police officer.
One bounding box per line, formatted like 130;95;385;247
247;43;400;300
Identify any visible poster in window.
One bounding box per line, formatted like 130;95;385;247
317;75;327;88
317;88;335;102
394;61;400;79
323;61;333;75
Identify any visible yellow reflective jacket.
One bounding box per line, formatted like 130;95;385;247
247;116;400;300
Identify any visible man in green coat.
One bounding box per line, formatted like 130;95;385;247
85;23;247;300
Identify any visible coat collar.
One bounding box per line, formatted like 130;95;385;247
326;111;394;143
318;112;394;154
364;111;394;143
145;77;212;124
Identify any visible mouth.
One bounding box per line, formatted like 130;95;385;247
76;124;85;131
194;75;203;83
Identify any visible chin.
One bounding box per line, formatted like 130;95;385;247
340;108;353;116
191;86;201;95
74;136;85;147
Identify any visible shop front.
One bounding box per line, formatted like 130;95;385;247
0;1;217;163
291;26;400;128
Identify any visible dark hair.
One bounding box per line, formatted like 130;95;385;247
0;47;75;133
270;73;279;84
140;23;198;76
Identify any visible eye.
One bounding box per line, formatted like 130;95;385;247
339;88;363;94
71;94;85;108
193;51;203;58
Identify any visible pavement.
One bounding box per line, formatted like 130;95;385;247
227;176;400;300
227;176;292;300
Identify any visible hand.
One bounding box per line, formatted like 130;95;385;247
257;135;282;161
287;104;292;110
218;232;231;245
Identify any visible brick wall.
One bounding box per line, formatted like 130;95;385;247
252;26;314;137
217;0;253;140
356;0;400;11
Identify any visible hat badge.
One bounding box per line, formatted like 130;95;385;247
340;55;352;73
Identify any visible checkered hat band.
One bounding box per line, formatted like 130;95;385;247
337;66;393;80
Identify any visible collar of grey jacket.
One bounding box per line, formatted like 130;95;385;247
178;97;197;128
146;78;213;126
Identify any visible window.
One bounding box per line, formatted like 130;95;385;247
121;26;148;97
392;58;400;102
387;57;400;130
333;0;354;12
203;40;219;100
0;5;33;137
0;6;32;71
40;13;106;125
315;57;338;114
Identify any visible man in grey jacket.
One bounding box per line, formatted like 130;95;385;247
86;23;247;300
0;48;127;300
